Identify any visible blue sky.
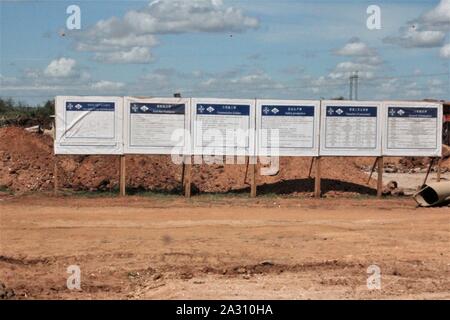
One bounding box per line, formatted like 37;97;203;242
0;0;449;105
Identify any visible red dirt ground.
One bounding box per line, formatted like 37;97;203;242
0;195;449;299
1;126;381;195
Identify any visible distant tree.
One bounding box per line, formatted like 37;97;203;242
0;97;55;127
0;98;15;114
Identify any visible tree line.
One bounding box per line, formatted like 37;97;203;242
0;98;54;128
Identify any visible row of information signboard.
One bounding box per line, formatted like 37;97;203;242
55;96;443;157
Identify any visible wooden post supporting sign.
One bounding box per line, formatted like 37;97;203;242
314;156;321;198
53;155;59;196
119;155;126;196
377;156;383;198
250;156;257;198
184;155;192;198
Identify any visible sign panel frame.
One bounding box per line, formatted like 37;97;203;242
256;99;320;156
382;101;442;157
123;97;191;155
319;100;383;156
191;98;256;156
54;96;123;155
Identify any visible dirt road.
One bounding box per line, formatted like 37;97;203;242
0;194;449;299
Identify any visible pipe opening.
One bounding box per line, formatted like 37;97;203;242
417;186;439;206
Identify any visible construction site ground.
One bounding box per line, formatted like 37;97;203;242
1;194;449;300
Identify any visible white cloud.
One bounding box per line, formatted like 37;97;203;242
44;58;77;78
327;38;383;81
201;70;283;91
76;34;158;52
123;0;258;34
334;38;375;57
138;68;175;89
440;43;450;58
384;0;449;48
384;28;446;48
91;80;125;90
421;0;450;30
94;47;153;64
75;0;258;64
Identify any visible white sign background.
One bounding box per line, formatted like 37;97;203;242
382;101;442;157
191;98;255;156
55;96;123;155
319;100;383;156
256;99;320;156
123;97;191;155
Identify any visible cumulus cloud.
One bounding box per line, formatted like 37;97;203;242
93;47;153;64
420;0;450;31
76;34;158;52
91;80;125;90
200;70;283;92
440;43;450;58
328;38;382;80
334;37;376;57
74;0;258;64
383;27;446;48
383;0;449;48
1;57;127;97
123;0;259;34
44;58;77;78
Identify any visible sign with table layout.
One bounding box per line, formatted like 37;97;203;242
191;98;255;156
319;100;382;156
54;96;123;155
55;96;443;158
123;97;190;155
382;101;442;157
256;99;320;156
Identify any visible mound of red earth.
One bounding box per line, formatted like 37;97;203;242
0;281;15;300
0;126;381;195
353;144;450;174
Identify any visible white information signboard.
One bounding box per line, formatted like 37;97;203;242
191;98;255;156
55;96;123;155
256;99;320;156
319;100;382;156
124;97;191;155
383;101;442;157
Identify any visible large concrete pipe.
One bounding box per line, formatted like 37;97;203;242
413;181;450;207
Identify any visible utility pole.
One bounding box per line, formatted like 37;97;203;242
349;71;359;100
349;74;353;100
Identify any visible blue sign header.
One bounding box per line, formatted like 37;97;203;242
326;106;377;117
262;105;314;116
66;102;115;112
388;107;437;118
130;103;185;115
197;104;249;116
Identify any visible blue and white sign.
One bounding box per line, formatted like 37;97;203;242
130;103;185;114
383;101;442;156
256;100;320;156
66;102;115;112
55;96;123;155
326;106;377;117
192;98;255;156
196;104;250;116
320;100;382;156
124;97;190;155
